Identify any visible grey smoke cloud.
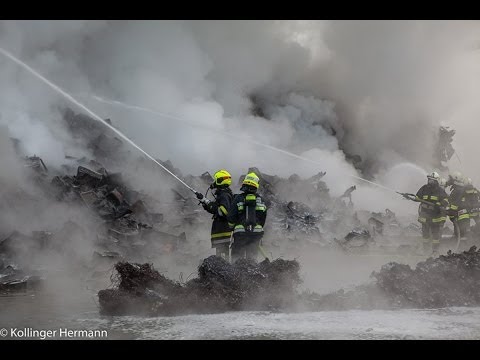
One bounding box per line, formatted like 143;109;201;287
1;20;480;218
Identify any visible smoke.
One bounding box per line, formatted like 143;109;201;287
2;21;480;299
305;21;480;175
1;21;476;181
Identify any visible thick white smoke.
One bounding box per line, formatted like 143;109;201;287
1;20;480;222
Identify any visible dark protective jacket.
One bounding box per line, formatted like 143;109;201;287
227;192;267;237
448;185;469;221
203;187;233;245
465;184;480;217
415;183;449;223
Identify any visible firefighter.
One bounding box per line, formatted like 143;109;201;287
196;169;234;259
227;172;267;263
465;177;480;231
415;171;449;255
447;171;470;249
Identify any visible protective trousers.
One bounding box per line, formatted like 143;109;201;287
230;233;261;263
421;221;443;253
451;216;470;237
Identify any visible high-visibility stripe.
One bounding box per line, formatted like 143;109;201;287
430;196;439;200
233;225;245;233
212;238;231;245
211;232;232;239
459;214;470;220
218;205;228;216
253;225;264;233
228;222;235;227
418;217;427;223
432;217;446;223
450;204;459;210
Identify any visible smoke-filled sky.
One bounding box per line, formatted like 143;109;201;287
1;20;480;215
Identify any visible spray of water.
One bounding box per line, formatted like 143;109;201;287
0;45;397;195
89;95;398;193
0;46;198;194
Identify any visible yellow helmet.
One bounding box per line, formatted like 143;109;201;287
213;169;232;187
242;172;260;189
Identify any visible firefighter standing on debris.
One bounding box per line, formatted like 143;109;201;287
446;171;470;247
415;172;449;254
227;172;267;262
196;169;234;259
465;177;480;230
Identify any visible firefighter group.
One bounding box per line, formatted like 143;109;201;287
413;171;479;255
197;168;480;262
195;170;267;263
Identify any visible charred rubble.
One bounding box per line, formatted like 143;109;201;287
99;246;480;315
0;153;192;294
307;246;480;310
98;256;301;316
0;110;208;294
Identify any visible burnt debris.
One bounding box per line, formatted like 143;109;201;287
307;246;480;310
99;246;480;316
98;256;301;316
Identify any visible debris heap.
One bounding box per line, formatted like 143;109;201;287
308;246;480;310
98;256;301;316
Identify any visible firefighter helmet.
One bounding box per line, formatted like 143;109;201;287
242;172;260;190
450;171;465;186
427;171;440;184
213;169;232;187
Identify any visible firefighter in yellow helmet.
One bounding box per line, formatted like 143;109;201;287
227;172;267;262
445;171;470;250
196;169;234;259
415;171;449;255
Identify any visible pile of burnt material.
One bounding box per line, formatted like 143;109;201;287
98;256;301;316
52;165;134;220
50;163;187;257
307;246;480;310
